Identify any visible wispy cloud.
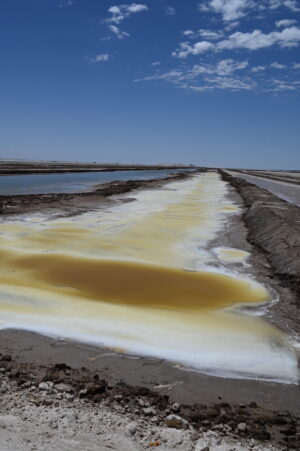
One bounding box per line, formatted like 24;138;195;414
251;65;266;72
164;6;176;16
182;29;224;40
136;57;300;93
135;58;255;92
199;0;254;22
218;27;300;50
58;0;74;7
108;24;130;39
271;79;300;91
173;26;300;58
276;19;298;27
270;61;287;68
172;41;215;58
105;3;148;39
86;54;110;63
106;3;148;25
199;1;300;23
273;1;300;12
93;1;299;96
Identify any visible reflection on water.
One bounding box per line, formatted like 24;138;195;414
0;173;297;383
0;169;187;195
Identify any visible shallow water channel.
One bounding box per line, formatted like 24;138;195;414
0;169;185;195
0;172;297;383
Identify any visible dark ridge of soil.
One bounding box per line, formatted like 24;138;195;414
0;171;193;216
0;353;299;448
219;170;300;307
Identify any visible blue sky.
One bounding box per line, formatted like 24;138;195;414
0;0;299;169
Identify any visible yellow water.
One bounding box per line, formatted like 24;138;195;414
0;173;297;382
0;252;267;311
214;248;250;264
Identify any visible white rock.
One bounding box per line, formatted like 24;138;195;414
165;414;190;430
143;407;156;416
38;382;53;391
54;383;73;393
126;422;137;435
237;422;247;432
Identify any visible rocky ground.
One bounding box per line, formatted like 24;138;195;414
0;355;297;450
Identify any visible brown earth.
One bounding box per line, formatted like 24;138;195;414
0;346;299;449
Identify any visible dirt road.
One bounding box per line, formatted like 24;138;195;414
226;171;300;207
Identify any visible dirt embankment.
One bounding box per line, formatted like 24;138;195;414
0;353;298;449
219;170;300;306
0;172;191;217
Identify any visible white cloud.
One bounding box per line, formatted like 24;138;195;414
251;65;266;72
182;30;194;37
136;57;300;93
183;29;224;40
108;24;130;39
105;3;148;39
58;0;74;7
151;61;161;66
219;27;300;50
282;0;300;12
199;0;254;22
85;54;110;63
136;58;255;91
199;29;223;40
172;41;215;58
139;58;248;79
271;78;300;91
276;19;298;28
199;1;300;22
107;3;148;24
92;54;110;62
224;20;240;31
269;0;300;11
173;27;300;57
216;58;249;74
165;6;176;16
202;76;255;90
270;61;286;68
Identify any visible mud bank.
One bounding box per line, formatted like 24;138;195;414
0;171;190;217
0;346;299;450
220;171;300;313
